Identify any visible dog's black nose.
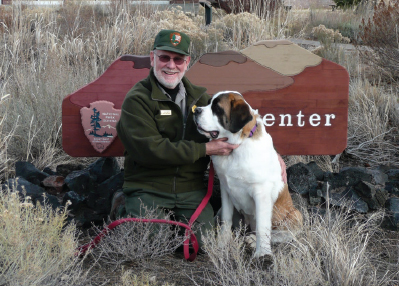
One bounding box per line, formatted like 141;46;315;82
194;108;202;115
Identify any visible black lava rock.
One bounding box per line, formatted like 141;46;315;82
63;191;86;211
87;157;120;184
64;170;94;196
287;162;318;195
15;161;49;186
307;161;325;181
56;163;85;178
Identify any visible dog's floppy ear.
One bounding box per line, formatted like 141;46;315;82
229;96;253;133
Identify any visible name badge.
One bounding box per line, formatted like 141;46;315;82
160;110;172;116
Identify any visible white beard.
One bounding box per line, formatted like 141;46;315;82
153;59;185;89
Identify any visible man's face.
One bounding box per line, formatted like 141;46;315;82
150;49;191;89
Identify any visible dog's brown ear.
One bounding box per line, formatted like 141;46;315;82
229;97;253;133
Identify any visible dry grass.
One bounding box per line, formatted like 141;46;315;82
118;269;175;286
0;94;15;180
346;78;399;166
271;206;397;286
89;207;186;270
192;197;399;286
284;6;371;40
0;181;96;285
197;225;273;285
1;178;399;285
356;0;399;80
307;8;363;39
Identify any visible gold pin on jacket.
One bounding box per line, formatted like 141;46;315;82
192;105;197;113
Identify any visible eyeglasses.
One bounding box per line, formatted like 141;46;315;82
154;53;187;65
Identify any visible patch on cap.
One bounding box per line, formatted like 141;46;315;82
192;105;197;113
170;32;182;46
153;29;190;55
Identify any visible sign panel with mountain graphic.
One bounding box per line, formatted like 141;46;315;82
80;101;121;153
62;41;349;157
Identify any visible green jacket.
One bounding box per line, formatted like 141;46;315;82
116;69;211;193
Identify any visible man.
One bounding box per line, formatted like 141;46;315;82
114;30;238;248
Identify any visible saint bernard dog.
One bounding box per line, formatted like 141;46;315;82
194;91;303;259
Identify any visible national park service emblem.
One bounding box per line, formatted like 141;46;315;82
170;32;182;46
80;101;121;153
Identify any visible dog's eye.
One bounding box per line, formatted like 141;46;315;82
212;104;224;117
207;98;212;105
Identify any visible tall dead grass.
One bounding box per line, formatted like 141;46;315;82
272;207;396;286
118;269;175;286
285;6;372;40
197;200;399;285
347;78;399;166
0;182;95;285
0;94;14;180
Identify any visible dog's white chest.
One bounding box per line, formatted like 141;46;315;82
223;173;257;214
212;139;283;215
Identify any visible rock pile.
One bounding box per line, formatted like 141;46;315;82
1;158;399;231
287;162;399;230
1;158;123;228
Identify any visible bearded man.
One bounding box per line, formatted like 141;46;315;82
115;30;238;249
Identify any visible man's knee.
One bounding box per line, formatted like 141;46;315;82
110;188;164;220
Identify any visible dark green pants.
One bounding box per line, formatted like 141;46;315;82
117;188;215;250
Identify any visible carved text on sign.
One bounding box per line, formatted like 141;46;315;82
80;101;121;153
262;111;336;127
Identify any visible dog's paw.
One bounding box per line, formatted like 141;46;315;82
244;234;257;249
216;230;232;249
253;247;273;259
253;253;274;268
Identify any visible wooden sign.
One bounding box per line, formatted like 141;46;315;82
62;55;151;157
62;40;349;157
186;40;349;155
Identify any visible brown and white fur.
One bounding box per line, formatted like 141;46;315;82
194;91;303;258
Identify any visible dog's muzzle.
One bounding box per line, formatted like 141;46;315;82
193;107;220;139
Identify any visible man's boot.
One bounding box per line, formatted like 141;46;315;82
110;191;126;220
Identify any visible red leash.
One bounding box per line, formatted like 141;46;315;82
76;162;215;262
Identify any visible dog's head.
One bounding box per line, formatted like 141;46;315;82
194;91;253;139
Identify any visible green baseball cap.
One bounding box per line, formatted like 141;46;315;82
153;30;190;56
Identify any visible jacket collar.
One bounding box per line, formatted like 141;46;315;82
148;68;207;103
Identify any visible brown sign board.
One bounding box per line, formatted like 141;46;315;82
62;40;349;157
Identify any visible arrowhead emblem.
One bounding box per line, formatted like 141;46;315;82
80;101;121;153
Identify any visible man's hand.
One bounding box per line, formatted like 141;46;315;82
206;138;239;156
277;154;287;184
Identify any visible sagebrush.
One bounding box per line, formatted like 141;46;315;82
0;182;94;285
